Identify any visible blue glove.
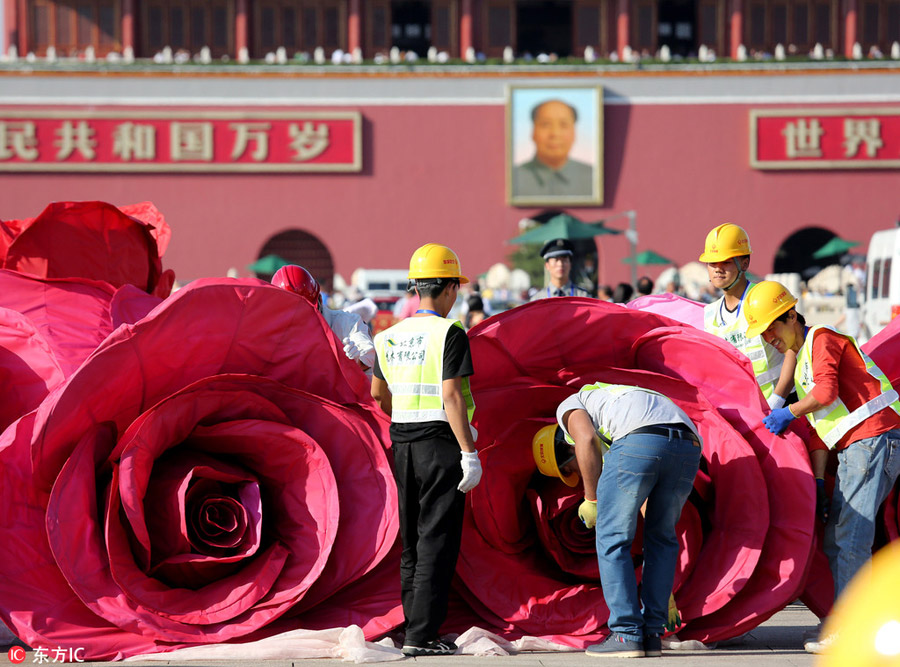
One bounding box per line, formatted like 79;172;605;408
816;478;830;524
763;406;796;435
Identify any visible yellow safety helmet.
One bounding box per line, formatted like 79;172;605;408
744;281;798;339
408;243;469;284
699;223;753;263
532;424;579;487
819;540;900;666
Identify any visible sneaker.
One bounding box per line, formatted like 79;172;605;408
401;639;458;656
804;633;837;654
586;632;645;658
643;633;662;657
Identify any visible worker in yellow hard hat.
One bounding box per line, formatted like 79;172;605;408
744;280;900;655
532;382;702;658
371;243;480;658
699;224;795;408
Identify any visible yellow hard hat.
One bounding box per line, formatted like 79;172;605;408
699;223;753;263
819;540;900;666
532;424;579;487
744;281;798;339
408;243;469;284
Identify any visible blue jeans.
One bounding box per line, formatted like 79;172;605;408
595;431;701;640
824;428;900;600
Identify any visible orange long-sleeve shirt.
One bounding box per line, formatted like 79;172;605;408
807;328;900;451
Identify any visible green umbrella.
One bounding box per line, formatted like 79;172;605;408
247;254;290;274
508;213;621;245
812;237;861;260
621;249;674;265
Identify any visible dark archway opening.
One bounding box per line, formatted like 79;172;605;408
257;229;334;292
774;227;835;278
517;0;573;57
391;0;431;56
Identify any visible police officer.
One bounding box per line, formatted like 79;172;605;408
371;243;482;657
530;238;592;301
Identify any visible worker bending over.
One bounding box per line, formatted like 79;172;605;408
532;382;702;658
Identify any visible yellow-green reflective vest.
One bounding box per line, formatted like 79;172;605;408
795;325;900;449
703;282;784;399
374;316;475;424
563;382;664;449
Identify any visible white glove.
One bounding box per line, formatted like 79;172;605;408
342;337;361;361
767;393;787;410
457;451;482;493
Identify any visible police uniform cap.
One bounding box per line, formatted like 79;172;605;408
540;238;575;260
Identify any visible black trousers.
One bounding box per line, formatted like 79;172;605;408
392;436;465;645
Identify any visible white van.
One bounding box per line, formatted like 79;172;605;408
862;226;900;339
350;268;410;298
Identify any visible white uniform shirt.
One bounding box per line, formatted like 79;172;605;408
556;385;699;443
321;306;376;370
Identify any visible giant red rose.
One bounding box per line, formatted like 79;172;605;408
0;279;399;660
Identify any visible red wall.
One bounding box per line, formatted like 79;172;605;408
1;100;898;289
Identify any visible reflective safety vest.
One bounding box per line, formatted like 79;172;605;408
703;282;784;398
563;382;664;449
795;325;900;449
374;316;475;424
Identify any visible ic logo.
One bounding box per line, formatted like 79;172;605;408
7;646;26;664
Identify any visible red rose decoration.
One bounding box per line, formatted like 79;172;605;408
0;280;398;660
1;200;175;298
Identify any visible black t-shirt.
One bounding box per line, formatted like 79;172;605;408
374;323;474;443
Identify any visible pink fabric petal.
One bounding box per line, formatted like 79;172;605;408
627;293;706;328
0;201;174;296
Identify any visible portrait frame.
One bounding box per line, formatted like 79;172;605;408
506;84;604;207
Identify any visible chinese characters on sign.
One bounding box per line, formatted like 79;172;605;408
0;111;362;172
751;108;900;169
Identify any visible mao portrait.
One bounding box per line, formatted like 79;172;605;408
507;85;604;206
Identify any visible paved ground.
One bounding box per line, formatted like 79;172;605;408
2;603;822;666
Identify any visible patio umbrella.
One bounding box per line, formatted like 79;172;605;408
247;254;290;274
621;249;674;265
812;237;861;260
508;213;621;245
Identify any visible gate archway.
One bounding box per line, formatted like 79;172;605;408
256;229;335;292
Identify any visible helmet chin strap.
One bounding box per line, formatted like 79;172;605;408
722;257;745;291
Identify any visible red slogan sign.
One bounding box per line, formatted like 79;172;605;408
751;108;900;169
0;110;362;172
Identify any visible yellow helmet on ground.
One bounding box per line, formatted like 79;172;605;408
532;424;579;487
699;223;753;263
819;540;900;666
744;281;798;339
408;243;469;284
